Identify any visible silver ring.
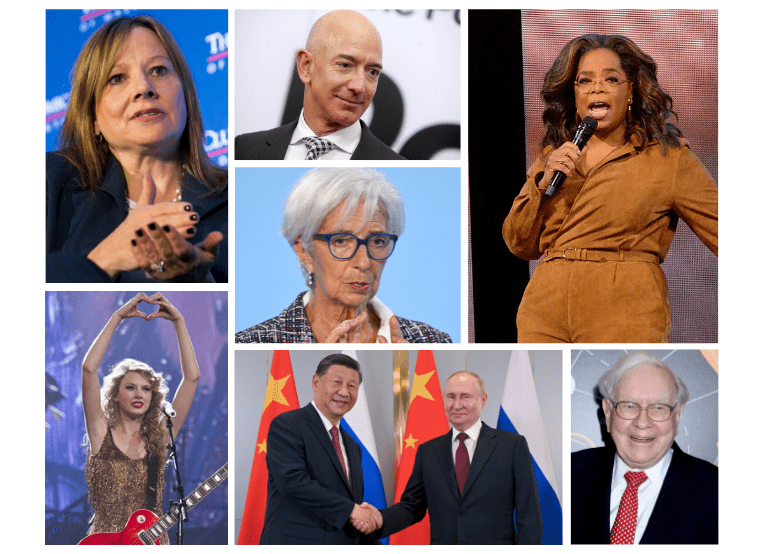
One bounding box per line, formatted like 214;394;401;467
150;260;165;273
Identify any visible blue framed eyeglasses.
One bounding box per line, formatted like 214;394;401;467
313;233;399;260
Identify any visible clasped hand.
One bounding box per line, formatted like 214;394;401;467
349;502;383;534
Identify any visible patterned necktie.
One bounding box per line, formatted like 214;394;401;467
304;136;335;160
454;432;470;495
330;426;348;479
610;470;648;544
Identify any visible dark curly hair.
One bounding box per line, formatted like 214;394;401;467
540;34;681;152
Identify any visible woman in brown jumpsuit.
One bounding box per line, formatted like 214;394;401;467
503;34;717;343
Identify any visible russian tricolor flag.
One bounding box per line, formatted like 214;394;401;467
497;351;562;545
339;351;389;544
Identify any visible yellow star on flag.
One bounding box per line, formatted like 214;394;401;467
404;433;418;449
410;370;435;403
257;439;267;454
263;373;291;410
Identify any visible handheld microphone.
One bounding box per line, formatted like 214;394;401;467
162;401;176;418
545;116;598;197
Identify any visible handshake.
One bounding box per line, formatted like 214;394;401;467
349;502;383;534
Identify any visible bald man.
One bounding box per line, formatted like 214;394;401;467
236;10;405;160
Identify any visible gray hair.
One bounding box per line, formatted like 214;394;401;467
281;168;405;285
598;351;689;406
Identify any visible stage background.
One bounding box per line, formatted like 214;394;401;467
234;9;460;160
46;9;229;167
469;9;718;342
234;349;562;540
234;167;461;342
44;291;228;545
571;349;718;464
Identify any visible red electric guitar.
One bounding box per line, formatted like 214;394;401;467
78;463;228;545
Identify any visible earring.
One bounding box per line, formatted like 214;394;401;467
308;273;314;287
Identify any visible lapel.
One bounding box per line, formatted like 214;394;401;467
302;403;353;495
267;120;298;159
341;424;364;503
593;448;616;542
461;423;498;498
641;443;685;544
434;430;461;500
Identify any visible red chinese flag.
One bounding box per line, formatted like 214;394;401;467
237;351;300;544
390;350;450;545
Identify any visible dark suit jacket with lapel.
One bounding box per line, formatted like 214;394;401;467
378;423;543;544
571;443;718;544
260;403;377;544
235;119;405;160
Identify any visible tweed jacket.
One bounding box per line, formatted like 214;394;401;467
235;292;451;343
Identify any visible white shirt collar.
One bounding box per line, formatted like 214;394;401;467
452;420;483;443
311;399;340;433
303;290;394;342
611;446;674;492
291;109;362;155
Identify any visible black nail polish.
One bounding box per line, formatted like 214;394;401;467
162;225;171;233
136;229;144;237
148;222;157;231
187;227;195;235
131;239;137;246
190;214;198;221
184;204;192;211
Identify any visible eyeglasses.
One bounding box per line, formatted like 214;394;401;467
313;233;398;261
611;401;676;422
574;76;628;93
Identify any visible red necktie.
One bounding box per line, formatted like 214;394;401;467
455;432;470;495
610;470;648;544
330;426;348;479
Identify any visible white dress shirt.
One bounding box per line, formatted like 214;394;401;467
311;400;351;489
450;420;482;464
609;448;673;544
284;110;362;160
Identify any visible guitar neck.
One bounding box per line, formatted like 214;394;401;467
140;463;228;544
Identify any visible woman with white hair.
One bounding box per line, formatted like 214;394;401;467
235;168;451;343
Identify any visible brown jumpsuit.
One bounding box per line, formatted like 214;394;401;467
503;138;717;343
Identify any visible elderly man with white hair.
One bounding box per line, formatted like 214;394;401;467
235;168;451;343
571;351;717;544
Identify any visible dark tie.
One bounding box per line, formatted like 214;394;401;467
610;470;648;544
454;432;470;495
304;136;335;160
330;426;348;479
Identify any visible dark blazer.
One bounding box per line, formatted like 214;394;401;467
46;151;228;283
378;423;543;544
260;403;378;545
235;119;405;160
571;443;718;544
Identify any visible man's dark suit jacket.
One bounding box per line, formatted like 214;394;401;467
378;423;543;544
235;119;405;160
571;443;718;544
259;403;377;544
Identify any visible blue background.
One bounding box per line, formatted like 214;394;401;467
45;9;228;167
235;167;461;342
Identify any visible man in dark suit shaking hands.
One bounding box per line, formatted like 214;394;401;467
571;351;718;544
235;10;405;161
357;371;543;544
259;353;382;544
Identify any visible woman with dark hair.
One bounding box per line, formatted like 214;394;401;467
503;34;717;343
81;292;200;543
47;15;227;283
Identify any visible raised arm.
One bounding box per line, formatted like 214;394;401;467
147;293;200;436
82;292;151;455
